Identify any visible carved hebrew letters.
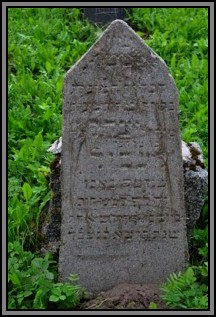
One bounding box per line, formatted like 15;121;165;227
59;20;188;293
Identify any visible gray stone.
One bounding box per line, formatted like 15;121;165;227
41;138;208;255
47;137;62;154
182;140;205;171
184;166;208;242
58;20;188;293
38;150;208;260
84;8;130;25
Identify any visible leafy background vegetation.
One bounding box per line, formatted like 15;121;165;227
8;8;208;309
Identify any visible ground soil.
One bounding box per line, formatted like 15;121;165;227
79;283;168;310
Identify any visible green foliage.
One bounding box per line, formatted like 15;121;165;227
8;9;96;309
160;197;209;309
160;267;208;309
49;275;85;309
8;241;85;309
191;214;208;267
149;302;158;309
129;8;208;310
22;182;33;201
8;8;208;310
130;8;208;166
8;8;98;246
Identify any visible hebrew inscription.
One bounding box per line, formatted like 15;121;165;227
59;20;188;293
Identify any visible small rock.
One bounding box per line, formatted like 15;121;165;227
182;140;205;171
47;136;62;154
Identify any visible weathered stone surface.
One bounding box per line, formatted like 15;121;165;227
58;20;188;293
38;147;208;260
182;141;205;171
84;8;130;25
184;166;208;242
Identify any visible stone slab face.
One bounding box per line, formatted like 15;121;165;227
84;8;129;25
59;20;188;293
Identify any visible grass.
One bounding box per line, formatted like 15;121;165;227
8;8;98;246
8;7;208;309
129;8;208;162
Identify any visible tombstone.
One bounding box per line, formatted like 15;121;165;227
84;8;130;25
59;20;189;294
